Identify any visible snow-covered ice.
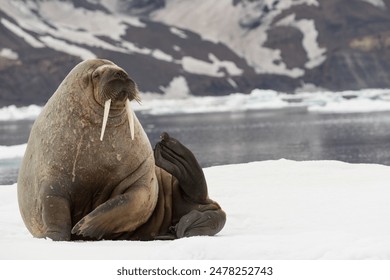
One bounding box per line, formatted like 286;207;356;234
1;88;390;259
2;89;390;120
1;159;390;259
0;104;42;121
0;144;26;160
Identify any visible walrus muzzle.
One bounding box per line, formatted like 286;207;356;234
98;67;140;141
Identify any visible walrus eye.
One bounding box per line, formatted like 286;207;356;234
92;71;100;80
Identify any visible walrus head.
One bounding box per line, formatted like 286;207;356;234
90;63;141;141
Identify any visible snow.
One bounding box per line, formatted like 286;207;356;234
0;1;52;34
0;0;145;58
38;1;145;37
136;89;288;115
305;89;390;113
121;41;174;62
1;85;390;261
276;14;326;69
0;18;45;48
129;88;390;115
360;0;387;9
158;76;191;98
1;0;330;79
39;36;96;60
151;49;174;62
0;144;26;160
151;0;322;76
308;97;390;113
1;159;390;259
121;41;153;55
181;54;243;77
170;27;188;39
0;48;18;60
2;89;390;120
0;104;42;121
181;56;221;76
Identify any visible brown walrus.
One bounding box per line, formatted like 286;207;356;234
17;58;226;241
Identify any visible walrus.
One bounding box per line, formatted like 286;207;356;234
17;58;226;241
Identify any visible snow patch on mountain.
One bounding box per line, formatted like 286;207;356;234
39;36;96;60
151;0;322;77
1;0;243;79
1;0;389;99
170;27;188;39
121;41;174;62
1;1;51;34
36;1;145;39
151;49;174;62
0;48;18;60
0;18;44;48
276;14;326;69
121;41;150;55
181;54;243;77
0;0;144;56
158;76;191;99
360;0;387;8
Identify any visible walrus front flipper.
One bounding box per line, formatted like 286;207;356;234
154;132;208;203
175;209;226;238
41;190;72;241
71;184;157;240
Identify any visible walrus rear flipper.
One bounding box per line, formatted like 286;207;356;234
154;132;208;203
174;209;227;238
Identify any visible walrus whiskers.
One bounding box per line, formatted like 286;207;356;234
100;99;111;141
17;59;225;241
126;99;135;140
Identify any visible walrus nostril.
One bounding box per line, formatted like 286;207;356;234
113;70;128;80
117;90;129;101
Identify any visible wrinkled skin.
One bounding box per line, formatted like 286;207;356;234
17;59;226;241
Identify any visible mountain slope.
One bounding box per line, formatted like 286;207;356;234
0;0;389;107
151;0;390;90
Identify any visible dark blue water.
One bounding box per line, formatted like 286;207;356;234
2;108;390;185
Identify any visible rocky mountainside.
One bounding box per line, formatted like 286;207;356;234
0;0;389;107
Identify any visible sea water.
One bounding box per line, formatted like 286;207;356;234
2;107;390;185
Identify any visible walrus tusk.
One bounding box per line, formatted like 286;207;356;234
100;99;111;141
126;99;135;140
